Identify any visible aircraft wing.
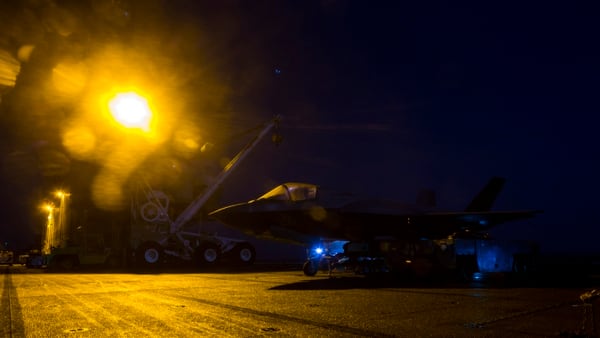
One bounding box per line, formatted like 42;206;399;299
398;209;542;238
324;208;541;241
210;200;541;244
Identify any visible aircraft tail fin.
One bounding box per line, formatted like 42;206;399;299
464;177;506;212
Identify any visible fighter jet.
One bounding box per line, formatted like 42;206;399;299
209;177;541;275
210;177;538;241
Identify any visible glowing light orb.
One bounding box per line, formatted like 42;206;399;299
108;92;153;131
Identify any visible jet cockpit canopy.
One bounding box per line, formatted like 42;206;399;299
257;183;318;202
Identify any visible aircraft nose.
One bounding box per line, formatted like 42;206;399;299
208;203;248;226
209;203;272;237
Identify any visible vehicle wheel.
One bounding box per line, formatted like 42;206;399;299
137;242;163;267
196;242;220;265
233;242;256;266
303;260;318;276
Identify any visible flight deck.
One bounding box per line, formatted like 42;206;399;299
1;264;598;337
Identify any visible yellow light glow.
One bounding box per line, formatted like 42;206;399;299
108;92;153;131
55;190;70;198
52;61;88;98
309;206;327;221
62;125;96;160
0;49;20;87
17;45;35;62
172;128;202;159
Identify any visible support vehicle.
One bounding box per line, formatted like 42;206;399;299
0;250;14;266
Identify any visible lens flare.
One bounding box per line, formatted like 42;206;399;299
52;61;88;98
62;125;97;160
0;49;20;87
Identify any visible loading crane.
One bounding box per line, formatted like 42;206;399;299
134;116;281;267
44;116;281;270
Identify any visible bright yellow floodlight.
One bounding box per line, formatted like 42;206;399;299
55;190;69;198
108;92;153;131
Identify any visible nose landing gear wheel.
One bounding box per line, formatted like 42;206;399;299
303;260;318;276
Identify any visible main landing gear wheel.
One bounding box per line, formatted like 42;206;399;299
137;242;163;267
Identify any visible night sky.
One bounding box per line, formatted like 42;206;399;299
0;1;598;254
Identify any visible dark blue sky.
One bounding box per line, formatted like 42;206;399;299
214;1;600;253
1;1;598;253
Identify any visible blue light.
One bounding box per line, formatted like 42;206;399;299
314;247;324;255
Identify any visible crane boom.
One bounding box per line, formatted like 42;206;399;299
169;116;280;233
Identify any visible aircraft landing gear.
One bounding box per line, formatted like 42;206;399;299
303;260;319;276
